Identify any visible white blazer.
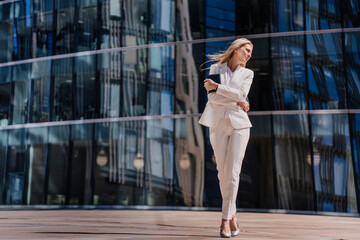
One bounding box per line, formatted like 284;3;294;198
199;63;254;129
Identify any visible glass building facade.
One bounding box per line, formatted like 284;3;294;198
0;0;359;214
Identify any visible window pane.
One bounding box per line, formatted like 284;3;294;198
31;61;51;123
305;0;341;30
47;125;70;204
0;130;8;204
307;33;346;109
69;124;93;205
54;0;75;54
345;32;360;109
76;1;98;52
5;128;27;205
27;127;48;204
272;36;307;110
311;114;358;213
33;0;53;57
149;0;175;43
236;0;270;34
0;83;11;126
12;64;31;124
271;0;303;32
349;114;360;211
273;114;314;210
52;58;73;121
174;117;203;206
342;0;360;28
205;0;235;38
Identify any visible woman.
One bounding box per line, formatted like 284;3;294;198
199;38;253;238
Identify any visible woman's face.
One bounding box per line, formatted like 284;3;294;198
234;44;253;64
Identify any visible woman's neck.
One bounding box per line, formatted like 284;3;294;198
227;58;242;72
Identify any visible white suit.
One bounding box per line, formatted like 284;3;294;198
199;63;254;219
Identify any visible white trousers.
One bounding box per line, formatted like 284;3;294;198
210;118;250;220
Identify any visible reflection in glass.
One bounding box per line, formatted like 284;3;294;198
343;0;360;28
52;58;73;121
12;64;31;124
273;115;314;210
0;83;11;126
307;33;346;109
27;127;47;204
240;115;276;208
305;0;341;30
4;129;27;205
205;0;235;38
272;36;306;110
74;55;97;119
31;61;51;123
174;117;204;206
69;124;92;205
76;0;98;52
47;125;70;204
54;0;75;55
33;0;53;57
271;0;303;32
0;3;13;63
236;0;270;34
0;130;8;204
311;114;357;212
345;32;360;109
350;114;360;211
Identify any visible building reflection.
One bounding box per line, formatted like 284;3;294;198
0;0;359;214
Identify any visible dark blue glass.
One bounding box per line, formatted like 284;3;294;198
272;36;306;110
345;32;360;109
307;33;346;109
343;0;360;28
273;114;314;210
350;114;360;212
305;0;341;30
311;114;358;213
236;0;270;34
271;0;303;32
205;0;235;38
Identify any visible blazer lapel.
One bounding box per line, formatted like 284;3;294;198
230;67;245;87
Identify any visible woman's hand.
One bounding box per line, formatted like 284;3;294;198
237;100;250;112
204;79;219;91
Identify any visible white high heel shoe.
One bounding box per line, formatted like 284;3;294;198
220;226;231;238
230;216;240;237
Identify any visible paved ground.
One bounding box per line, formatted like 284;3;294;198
0;209;359;239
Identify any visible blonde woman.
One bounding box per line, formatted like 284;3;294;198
199;38;254;238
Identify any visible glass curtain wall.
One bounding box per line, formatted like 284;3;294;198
0;0;359;214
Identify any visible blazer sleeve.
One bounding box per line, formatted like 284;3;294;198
216;70;254;102
206;64;238;107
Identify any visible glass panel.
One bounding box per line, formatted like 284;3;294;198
74;55;97;119
98;52;122;118
0;130;8;204
205;0;235;38
176;42;204;114
0;66;12;84
0;3;13;63
350;114;360;211
52;58;73;121
69;124;92;205
149;0;175;43
12;64;31;124
123;48;147;116
174;117;203;206
305;0;341;30
247;38;273;111
272;36;307;110
5;128;27;205
54;0;75;55
94;122;120;205
176;0;205;40
239;115;276;208
0;83;11;126
30;61;51;123
12;0;33;60
307;33;346;109
343;0;360;28
26;127;47;204
147;45;175;116
47;125;70;204
33;0;53;57
236;0;270;34
271;0;303;32
124;0;148;47
146;119;174;205
311;114;358;213
76;0;98;52
345;32;360;109
273;114;314;210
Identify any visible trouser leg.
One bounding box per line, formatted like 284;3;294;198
221;128;250;219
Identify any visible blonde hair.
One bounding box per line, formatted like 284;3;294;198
207;38;253;67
